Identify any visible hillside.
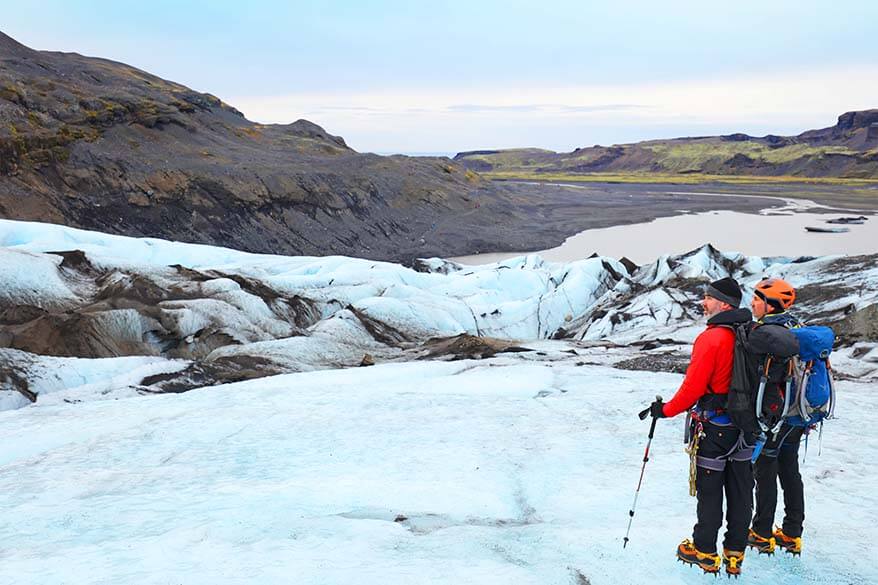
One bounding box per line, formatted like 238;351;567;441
455;111;878;180
0;32;483;262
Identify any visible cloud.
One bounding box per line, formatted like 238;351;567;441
228;65;878;151
447;104;545;113
446;103;646;114
314;105;385;112
556;104;647;113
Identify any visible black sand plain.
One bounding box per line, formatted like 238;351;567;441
410;180;878;263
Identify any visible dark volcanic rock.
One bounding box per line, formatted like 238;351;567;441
726;153;758;168
419;334;531;360
0;31;483;263
614;353;689;374
139;355;288;394
834;303;878;344
618;257;638;275
837;110;878;131
797;109;878;148
764;134;792;148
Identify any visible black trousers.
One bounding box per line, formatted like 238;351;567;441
692;422;754;553
752;425;805;538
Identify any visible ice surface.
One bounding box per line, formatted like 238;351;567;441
2;219;877;408
0;220;629;344
0;249;78;309
0;355;874;584
1;220;877;583
0;349;188;411
207;309;399;371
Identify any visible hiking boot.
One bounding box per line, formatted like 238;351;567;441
773;528;802;555
676;539;721;574
747;529;776;555
723;549;745;578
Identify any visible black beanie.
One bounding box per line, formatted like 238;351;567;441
705;277;742;307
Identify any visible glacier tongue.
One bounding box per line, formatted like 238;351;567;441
1;220;877;584
1;219;877;408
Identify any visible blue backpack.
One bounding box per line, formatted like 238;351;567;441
785;325;837;427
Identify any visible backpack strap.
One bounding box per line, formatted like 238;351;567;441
694;323;738;416
756;355;796;438
754;356;772;432
777;359;795;425
826;358;837;420
797;359;815;416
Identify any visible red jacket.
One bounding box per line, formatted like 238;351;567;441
662;323;737;418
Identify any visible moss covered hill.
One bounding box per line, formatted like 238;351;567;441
455;111;878;181
0;32;482;262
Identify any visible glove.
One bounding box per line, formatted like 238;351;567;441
649;399;666;419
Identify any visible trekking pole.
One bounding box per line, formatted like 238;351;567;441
623;394;662;549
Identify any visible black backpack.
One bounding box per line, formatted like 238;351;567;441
726;322;800;440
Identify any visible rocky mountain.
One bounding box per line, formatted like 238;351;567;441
455;110;878;179
0;32;484;263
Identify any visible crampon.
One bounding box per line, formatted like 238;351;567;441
773;528;802;555
746;529;776;555
676;539;721;575
723;549;745;578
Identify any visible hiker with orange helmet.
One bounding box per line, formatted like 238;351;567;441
747;278;806;556
752;278;798;328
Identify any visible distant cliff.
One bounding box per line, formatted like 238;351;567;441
455;110;878;179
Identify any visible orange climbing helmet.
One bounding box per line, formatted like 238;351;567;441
754;278;796;310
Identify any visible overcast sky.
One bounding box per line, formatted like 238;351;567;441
3;0;877;153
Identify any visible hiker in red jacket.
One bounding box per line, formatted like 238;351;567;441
647;277;754;576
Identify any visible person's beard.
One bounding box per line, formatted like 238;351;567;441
703;303;724;319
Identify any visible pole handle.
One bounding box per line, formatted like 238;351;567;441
638;394;664;420
647;410;659;440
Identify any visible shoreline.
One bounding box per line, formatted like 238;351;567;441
492;178;878;211
450;207;878;265
413;180;869;264
515;180;841;213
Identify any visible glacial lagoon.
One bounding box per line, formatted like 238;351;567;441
453;203;878;265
